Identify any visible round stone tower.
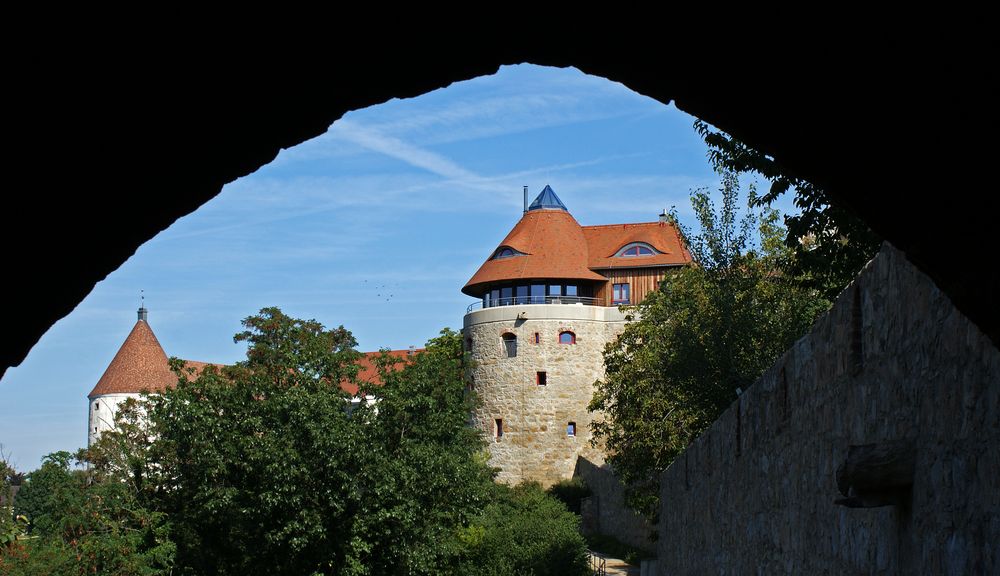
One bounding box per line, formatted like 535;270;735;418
464;303;624;486
462;186;690;487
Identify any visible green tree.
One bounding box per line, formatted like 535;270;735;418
144;310;493;576
146;308;364;575
346;328;493;575
695;119;881;300
11;452;79;536
457;483;589;576
589;172;829;518
1;450;27;549
4;450;173;575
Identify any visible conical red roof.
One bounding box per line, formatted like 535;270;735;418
463;208;606;296
88;320;177;398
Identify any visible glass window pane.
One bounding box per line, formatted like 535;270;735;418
516;285;528;304
548;285;562;297
638;246;653;255
531;284;545;303
500;287;513;305
565;285;577;297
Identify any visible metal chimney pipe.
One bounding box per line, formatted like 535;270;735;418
523;185;529;213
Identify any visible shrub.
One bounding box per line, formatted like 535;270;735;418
546;478;591;515
459;482;589;576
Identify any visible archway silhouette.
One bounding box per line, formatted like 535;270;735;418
6;37;995;375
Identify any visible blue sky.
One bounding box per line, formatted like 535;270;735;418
0;64;797;471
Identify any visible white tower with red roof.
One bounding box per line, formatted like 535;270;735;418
87;307;177;446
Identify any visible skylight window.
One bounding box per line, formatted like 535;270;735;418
615;242;658;257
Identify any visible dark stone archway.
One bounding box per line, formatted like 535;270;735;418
5;34;995;376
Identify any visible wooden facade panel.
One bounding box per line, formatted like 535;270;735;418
595;267;674;306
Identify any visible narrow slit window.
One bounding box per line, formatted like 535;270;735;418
533;332;540;344
536;371;547;386
567;422;577;436
495;418;503;441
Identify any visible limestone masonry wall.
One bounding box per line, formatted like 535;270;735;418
657;245;999;575
465;304;625;487
576;457;656;553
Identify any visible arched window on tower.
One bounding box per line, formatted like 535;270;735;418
502;333;518;357
559;331;576;345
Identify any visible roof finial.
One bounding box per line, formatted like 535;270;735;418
137;290;148;322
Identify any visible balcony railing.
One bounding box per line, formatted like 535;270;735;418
466;295;602;313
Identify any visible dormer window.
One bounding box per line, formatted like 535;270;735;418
615;242;659;257
491;246;525;260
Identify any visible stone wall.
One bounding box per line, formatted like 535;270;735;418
464;304;625;487
657;245;999;575
576;457;656;553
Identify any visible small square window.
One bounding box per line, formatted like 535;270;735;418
536;371;547;386
567;422;577;436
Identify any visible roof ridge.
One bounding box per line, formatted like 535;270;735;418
582;221;665;230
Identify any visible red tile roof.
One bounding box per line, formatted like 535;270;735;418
342;349;423;395
582;221;691;269
463;209;607;296
88;320;178;398
89;319;417;398
463;210;692;296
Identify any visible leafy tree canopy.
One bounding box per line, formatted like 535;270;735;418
133;311;492;576
4;449;173;575
456;482;589;576
589;171;829;518
695;119;881;300
5;311;589;576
